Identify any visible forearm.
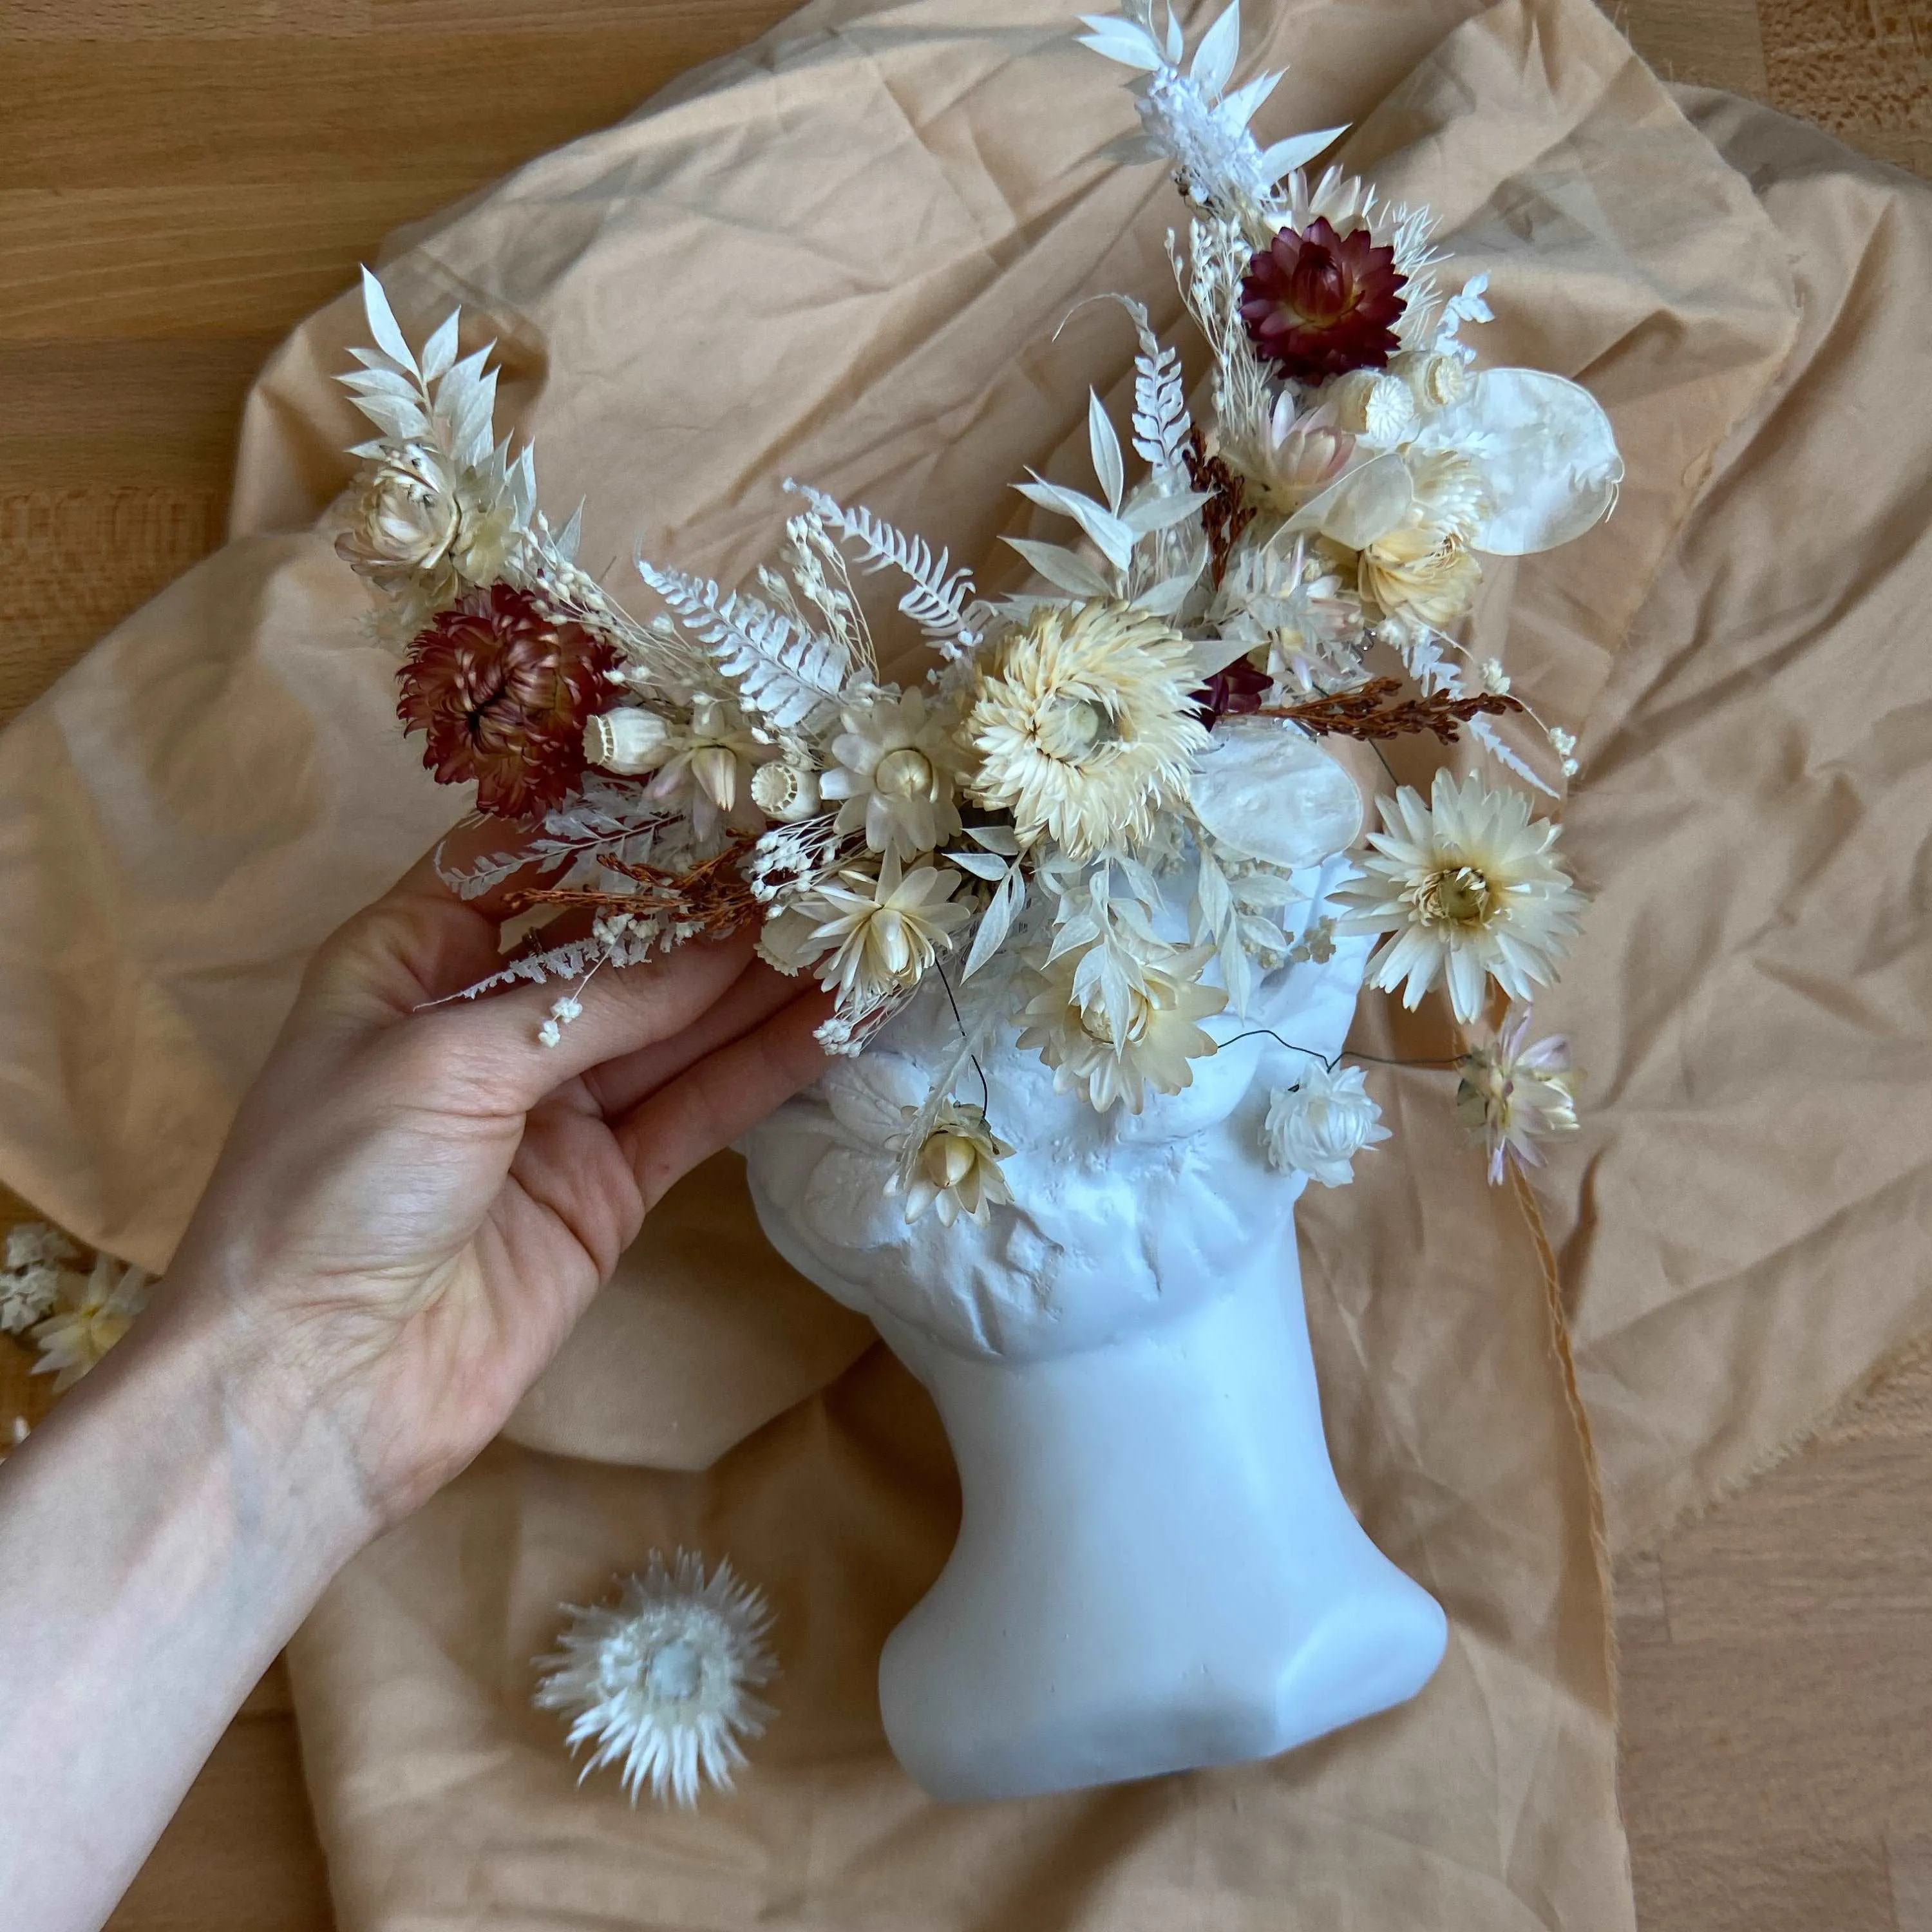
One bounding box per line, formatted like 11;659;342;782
0;1282;372;1931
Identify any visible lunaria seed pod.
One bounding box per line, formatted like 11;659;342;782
584;707;674;775
750;759;822;822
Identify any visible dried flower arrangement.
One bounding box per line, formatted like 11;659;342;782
334;0;1616;1211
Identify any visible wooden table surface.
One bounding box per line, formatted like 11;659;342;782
3;1;1929;1927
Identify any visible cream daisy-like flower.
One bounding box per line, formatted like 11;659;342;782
819;686;963;862
535;1551;777;1808
1337;769;1585;1023
807;851;971;1007
1018;944;1227;1114
1262;1062;1390;1187
1455;1001;1582;1185
336;442;460;583
965;600;1208;861
30;1253;150;1393
891;1100;1014;1227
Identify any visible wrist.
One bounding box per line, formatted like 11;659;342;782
112;1270;384;1587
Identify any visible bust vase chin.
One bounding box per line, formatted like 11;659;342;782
750;1175;1447;1803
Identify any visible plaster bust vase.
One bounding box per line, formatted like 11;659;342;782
743;739;1448;1803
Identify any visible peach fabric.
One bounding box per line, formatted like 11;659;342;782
0;0;1926;1923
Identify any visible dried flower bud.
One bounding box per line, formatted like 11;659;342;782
1388;349;1468;411
585;708;674;775
1327;370;1417;444
750;760;822;822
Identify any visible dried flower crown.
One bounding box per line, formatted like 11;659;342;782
334;1;1617;1209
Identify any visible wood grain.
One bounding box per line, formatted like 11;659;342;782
1;3;1926;1929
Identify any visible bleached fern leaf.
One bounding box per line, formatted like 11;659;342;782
1108;295;1193;482
786;484;982;656
638;560;848;730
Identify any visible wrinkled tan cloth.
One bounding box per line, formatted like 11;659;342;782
1;0;1929;1923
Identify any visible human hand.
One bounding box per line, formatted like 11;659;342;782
156;847;830;1540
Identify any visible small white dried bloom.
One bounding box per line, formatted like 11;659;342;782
535;1551;777;1808
31;1254;150;1392
806;851;971;1007
1336;768;1586;1024
0;1222;78;1336
1476;658;1511;696
1548;724;1580;777
1388;348;1468;410
891;1100;1014;1227
538;994;584;1048
819;686;962;862
336;442;460;581
1327;370;1418;446
1263;1063;1390;1188
1455;1001;1581;1185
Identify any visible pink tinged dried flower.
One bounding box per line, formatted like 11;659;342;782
1240;216;1407;384
1455;1002;1581;1185
398;583;617;820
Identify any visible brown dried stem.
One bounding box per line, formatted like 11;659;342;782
1262;676;1527;744
505;837;761;938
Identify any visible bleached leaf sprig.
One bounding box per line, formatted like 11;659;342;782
330;0;1625;1209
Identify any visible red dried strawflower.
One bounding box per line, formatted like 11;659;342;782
1239;217;1406;384
398;583;617;820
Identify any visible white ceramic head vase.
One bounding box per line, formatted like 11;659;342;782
743;732;1446;1802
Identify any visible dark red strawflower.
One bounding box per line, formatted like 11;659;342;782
397;583;616;820
1239;216;1406;384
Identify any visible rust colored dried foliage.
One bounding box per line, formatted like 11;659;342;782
1263;676;1525;743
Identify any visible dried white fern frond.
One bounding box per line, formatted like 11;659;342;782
785;484;983;658
636;561;849;733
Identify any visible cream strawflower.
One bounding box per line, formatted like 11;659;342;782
965;600;1208;861
1455;1001;1582;1185
1337;769;1585;1023
891;1100;1014;1227
820;686;963;862
535;1551;776;1808
808;852;971;1007
1262;1062;1390;1187
1358;450;1490;629
30;1253;150;1393
1018;944;1227;1114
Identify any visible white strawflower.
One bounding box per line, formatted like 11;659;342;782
0;1222;78;1336
1455;1001;1581;1185
30;1253;150;1392
1263;1063;1390;1187
1337;769;1585;1023
891;1100;1014;1227
819;687;963;863
535;1551;777;1809
1018;943;1226;1115
965;600;1207;861
336;442;460;582
806;852;971;1007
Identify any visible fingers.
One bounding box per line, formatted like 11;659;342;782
615;991;831;1213
581;957;813;1121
